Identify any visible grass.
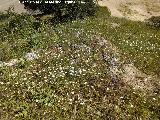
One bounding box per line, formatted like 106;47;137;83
0;7;160;119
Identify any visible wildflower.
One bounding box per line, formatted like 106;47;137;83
25;52;38;61
84;82;87;85
80;102;85;105
0;82;4;85
153;98;156;100
23;78;27;80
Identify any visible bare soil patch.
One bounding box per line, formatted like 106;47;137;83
0;0;27;13
98;0;160;21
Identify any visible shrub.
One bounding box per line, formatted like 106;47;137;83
146;16;160;28
19;0;97;21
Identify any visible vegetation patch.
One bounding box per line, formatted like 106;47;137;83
0;6;160;119
146;16;160;28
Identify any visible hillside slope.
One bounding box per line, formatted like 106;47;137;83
0;0;26;13
98;0;160;21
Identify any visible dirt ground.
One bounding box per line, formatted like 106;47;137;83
98;0;160;21
0;0;26;13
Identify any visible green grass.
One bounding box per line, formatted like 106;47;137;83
0;7;160;119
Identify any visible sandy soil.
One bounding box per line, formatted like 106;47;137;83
0;0;26;13
98;0;160;21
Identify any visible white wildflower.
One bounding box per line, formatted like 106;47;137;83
25;52;38;61
153;98;156;100
130;104;134;108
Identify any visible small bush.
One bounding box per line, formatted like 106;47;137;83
146;16;160;28
19;0;97;22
